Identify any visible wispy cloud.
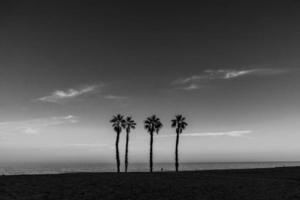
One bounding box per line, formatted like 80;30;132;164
0;115;78;135
182;84;200;91
173;68;288;90
205;68;286;80
159;130;252;138
38;85;99;103
104;95;128;100
37;84;128;103
173;75;206;85
183;130;252;137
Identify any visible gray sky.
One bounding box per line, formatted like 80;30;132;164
1;1;300;163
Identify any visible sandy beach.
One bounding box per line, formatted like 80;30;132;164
1;167;300;200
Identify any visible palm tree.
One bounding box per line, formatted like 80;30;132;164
171;115;188;172
110;114;125;173
124;116;136;172
144;115;163;172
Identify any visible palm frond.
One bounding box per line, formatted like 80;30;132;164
144;115;161;134
171;119;177;128
155;120;163;134
110;114;125;133
124;116;137;130
171;114;188;133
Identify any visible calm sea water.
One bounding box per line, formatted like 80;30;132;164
1;162;300;175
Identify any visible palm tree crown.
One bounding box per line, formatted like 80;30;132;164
125;116;136;130
110;114;126;132
171;115;188;133
144;115;163;134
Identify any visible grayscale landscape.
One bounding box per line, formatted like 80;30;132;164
1;1;300;199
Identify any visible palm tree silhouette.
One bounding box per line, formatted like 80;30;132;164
144;115;163;173
124;116;136;172
110;114;125;173
171;115;188;172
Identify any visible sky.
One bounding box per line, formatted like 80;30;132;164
0;1;300;164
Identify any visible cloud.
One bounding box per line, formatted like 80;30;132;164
0;115;78;135
173;75;206;85
206;68;287;80
173;68;288;90
207;69;255;79
183;130;252;137
23;127;39;135
182;84;200;91
38;85;98;103
159;130;252;138
37;84;128;103
104;95;128;100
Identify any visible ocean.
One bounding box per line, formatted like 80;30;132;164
1;161;300;175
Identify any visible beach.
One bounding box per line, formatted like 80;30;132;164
1;167;300;200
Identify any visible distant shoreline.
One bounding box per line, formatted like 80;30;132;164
1;165;299;177
1;161;300;176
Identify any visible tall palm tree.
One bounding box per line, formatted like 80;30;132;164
144;115;163;173
124;116;136;172
110;114;125;173
171;115;188;172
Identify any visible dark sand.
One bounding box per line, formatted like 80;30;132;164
1;167;300;200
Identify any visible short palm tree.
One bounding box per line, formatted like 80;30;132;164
110;114;125;173
171;115;188;172
144;115;163;172
124;116;136;172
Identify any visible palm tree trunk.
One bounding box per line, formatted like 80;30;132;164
125;128;130;172
175;130;180;172
150;132;153;173
115;131;121;173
